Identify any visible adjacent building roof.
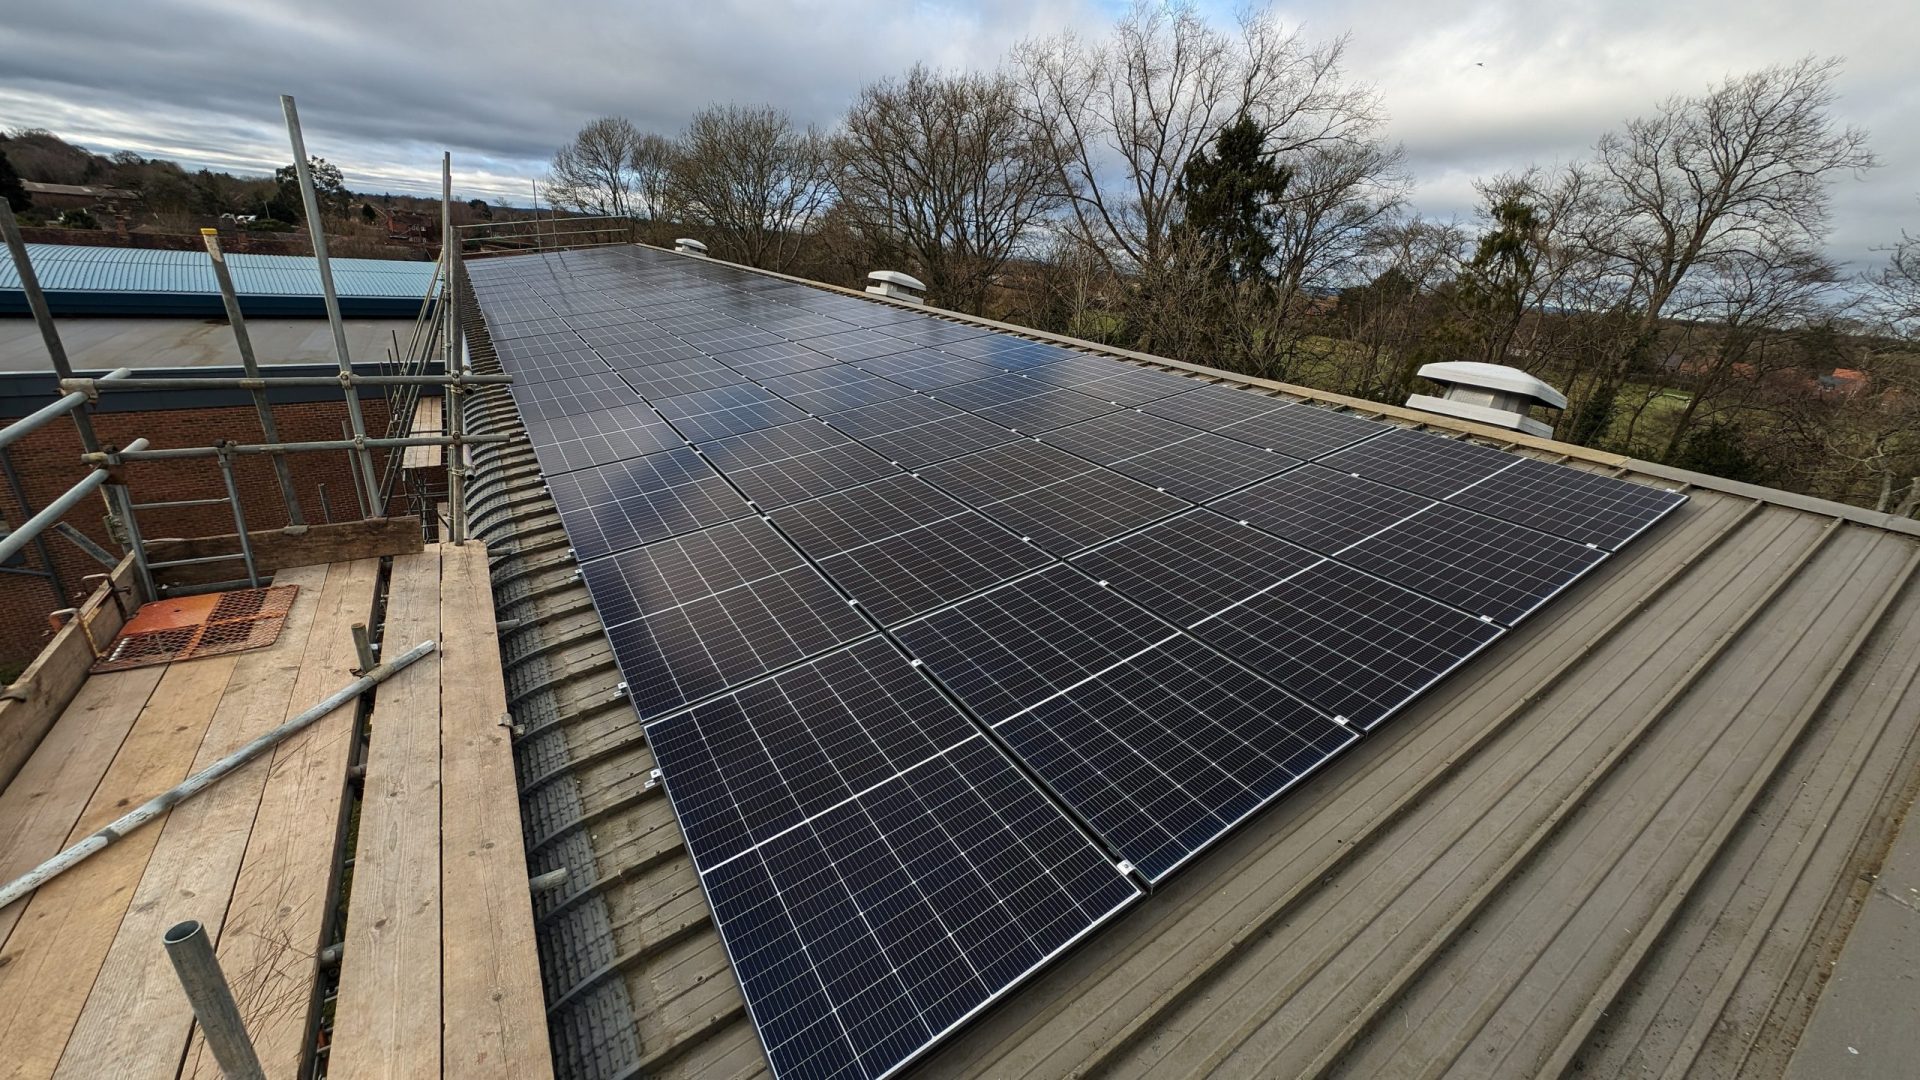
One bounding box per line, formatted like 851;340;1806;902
0;315;408;372
463;247;1920;1080
1;242;436;317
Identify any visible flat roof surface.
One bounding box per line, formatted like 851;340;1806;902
0;316;410;371
462;246;1920;1080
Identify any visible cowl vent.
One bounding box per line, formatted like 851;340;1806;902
1407;361;1566;438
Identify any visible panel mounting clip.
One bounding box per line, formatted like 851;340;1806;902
611;681;629;701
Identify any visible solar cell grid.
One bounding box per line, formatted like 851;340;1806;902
1316;427;1520;498
825;395;964;440
977;470;1189;556
894;565;1167;725
1190;559;1505;729
972;388;1120;433
1339;502;1607;625
848;412;1019;467
500;353;614;386
819;511;1054;625
587;335;707;367
701;420;852;471
915;441;1093;506
580;516;804;626
719;340;840;379
853;350;1003;390
682;325;797;355
765;369;915;415
1445;457;1687;550
1212;403;1391;459
1139;383;1286;428
523;405;683;475
655;384;809;441
509;370;642;422
1069;367;1206;407
997;635;1357;882
1070;510;1323;627
603;562;870;719
1211;465;1432;554
1107;434;1298;502
930;373;1053;411
772;474;973;557
723;443;901;509
546;447;751;559
805;329;919;361
1037;410;1198;465
619;358;751;399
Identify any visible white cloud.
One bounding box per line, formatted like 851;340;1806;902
1;0;1912;268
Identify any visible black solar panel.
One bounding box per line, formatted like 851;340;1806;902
1445;457;1687;550
472;244;1690;1080
1316;427;1519;498
523;404;683;475
655;384;809;441
647;640;1139;1080
1211;464;1431;553
546;447;751;559
1189;560;1506;728
1338;502;1607;625
1212;403;1390;459
895;568;1354;881
594;535;869;717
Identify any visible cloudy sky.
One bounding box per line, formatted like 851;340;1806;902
2;0;1912;270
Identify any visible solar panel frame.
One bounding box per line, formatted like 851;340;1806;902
1444;456;1688;550
1337;502;1609;626
1211;403;1391;460
1316;427;1522;498
545;447;753;560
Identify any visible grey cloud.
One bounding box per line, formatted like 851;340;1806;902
1;0;1913;270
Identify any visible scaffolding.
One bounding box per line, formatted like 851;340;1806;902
0;96;510;605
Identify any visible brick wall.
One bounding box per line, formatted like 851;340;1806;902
0;397;408;665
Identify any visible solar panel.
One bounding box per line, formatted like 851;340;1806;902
1212;403;1390;459
1338;502;1607;626
647;639;1140;1080
1445;457;1687;550
472;244;1691;1080
545;447;751;559
1188;560;1506;729
772;474;973;557
1210;464;1431;553
522;404;684;475
590;521;870;718
1316;427;1519;498
654;384;809;441
1070;509;1322;627
974;470;1188;556
894;568;1355;881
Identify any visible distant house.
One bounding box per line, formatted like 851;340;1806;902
20;181;141;211
382;207;431;242
1818;368;1869;396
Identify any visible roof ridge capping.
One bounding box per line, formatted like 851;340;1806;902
647;241;1920;540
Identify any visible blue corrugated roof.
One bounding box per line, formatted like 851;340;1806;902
0;243;437;317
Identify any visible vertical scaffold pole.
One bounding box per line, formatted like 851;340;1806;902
280;94;380;518
201;229;305;525
441;152;468;544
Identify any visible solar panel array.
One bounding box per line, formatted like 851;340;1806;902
467;245;1686;1080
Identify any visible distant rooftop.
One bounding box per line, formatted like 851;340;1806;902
0;242;436;317
0;316;406;373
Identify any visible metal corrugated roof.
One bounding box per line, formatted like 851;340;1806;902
0;242;435;317
462;248;1920;1080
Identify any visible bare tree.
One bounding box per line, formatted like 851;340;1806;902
668;104;835;271
835;65;1064;312
1265;135;1408;369
549;116;645;217
631;132;676;221
1572;56;1877;440
1013;1;1380;278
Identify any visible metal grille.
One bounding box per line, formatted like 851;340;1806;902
92;584;300;672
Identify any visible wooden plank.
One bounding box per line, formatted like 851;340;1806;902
402;396;444;470
0;654;237;1080
145;518;423;588
330;547;443;1079
439;542;552;1079
50;564;331;1080
183;558;379;1080
0;555;141;789
0;664;164;948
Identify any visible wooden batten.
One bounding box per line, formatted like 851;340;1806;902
143;517;425;588
0;555;141;790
